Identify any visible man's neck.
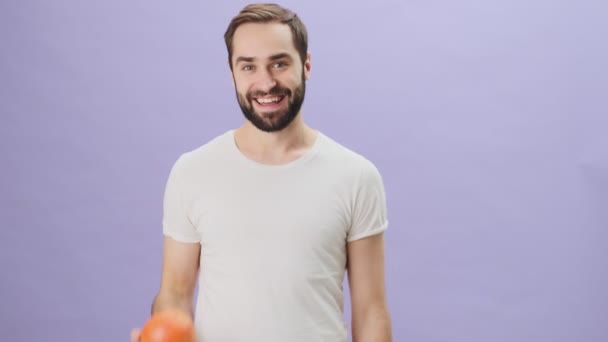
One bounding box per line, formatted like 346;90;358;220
233;115;318;165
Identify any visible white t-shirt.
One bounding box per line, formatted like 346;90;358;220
162;129;388;342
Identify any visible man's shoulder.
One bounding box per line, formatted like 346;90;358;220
187;130;232;156
169;130;233;174
319;132;379;172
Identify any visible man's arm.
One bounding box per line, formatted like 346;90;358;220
347;232;392;342
151;236;201;318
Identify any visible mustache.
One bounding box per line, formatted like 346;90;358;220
247;84;291;99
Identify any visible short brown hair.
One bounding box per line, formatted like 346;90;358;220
224;3;308;70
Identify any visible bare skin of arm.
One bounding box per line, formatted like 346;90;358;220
131;237;201;341
347;233;392;342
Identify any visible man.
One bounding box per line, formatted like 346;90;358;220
132;3;392;341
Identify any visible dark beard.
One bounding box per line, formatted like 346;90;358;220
236;74;306;133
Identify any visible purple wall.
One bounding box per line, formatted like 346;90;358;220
1;1;606;341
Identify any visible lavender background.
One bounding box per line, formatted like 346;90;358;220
1;0;607;341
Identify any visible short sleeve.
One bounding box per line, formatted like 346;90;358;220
347;159;389;242
162;154;201;243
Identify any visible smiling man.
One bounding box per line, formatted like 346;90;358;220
132;3;392;342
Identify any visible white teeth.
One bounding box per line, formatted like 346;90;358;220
257;96;281;104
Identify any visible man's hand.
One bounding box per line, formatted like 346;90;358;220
131;236;200;342
130;328;141;342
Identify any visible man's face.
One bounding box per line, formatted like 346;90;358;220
230;22;311;132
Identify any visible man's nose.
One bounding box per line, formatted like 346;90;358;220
255;69;277;92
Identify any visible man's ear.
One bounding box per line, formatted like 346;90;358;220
304;52;311;80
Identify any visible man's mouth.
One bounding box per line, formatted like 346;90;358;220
253;95;286;108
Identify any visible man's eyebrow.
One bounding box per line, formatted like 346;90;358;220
235;53;292;64
235;56;255;64
269;53;292;61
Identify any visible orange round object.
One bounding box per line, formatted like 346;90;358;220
140;309;195;342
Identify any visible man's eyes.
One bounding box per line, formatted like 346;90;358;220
241;61;288;71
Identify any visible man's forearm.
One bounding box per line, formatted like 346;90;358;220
352;306;392;342
151;290;194;318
